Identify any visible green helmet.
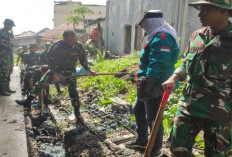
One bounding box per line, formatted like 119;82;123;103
3;19;15;26
189;0;232;16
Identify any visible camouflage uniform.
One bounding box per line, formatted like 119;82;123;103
24;51;40;68
0;28;14;83
18;50;27;82
171;19;232;157
39;50;49;65
30;40;89;107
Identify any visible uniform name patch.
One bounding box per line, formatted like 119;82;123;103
161;46;170;52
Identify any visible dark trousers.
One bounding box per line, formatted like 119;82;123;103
132;96;163;152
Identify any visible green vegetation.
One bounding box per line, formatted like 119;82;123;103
77;52;139;105
75;52;203;154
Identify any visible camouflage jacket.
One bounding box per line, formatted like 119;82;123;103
0;28;13;52
175;23;232;121
26;65;42;85
48;40;89;73
24;52;40;67
39;50;49;65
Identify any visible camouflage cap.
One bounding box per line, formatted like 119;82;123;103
3;19;15;26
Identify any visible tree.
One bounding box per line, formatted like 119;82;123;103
65;15;82;30
69;5;94;33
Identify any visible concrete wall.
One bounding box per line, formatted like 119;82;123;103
105;0;201;54
54;1;106;27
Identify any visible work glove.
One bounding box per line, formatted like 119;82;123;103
137;76;163;101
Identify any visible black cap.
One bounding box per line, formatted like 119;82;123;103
138;10;163;26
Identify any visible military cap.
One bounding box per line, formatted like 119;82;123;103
137;10;163;26
189;0;232;16
3;19;15;26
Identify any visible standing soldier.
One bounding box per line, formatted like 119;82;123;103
16;45;28;83
34;43;40;53
16;30;95;124
24;44;40;68
39;42;51;65
0;19;16;96
162;0;232;156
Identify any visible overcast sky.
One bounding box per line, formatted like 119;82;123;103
0;0;106;35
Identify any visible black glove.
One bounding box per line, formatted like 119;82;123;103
137;76;163;101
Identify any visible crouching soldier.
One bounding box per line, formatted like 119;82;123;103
16;30;96;124
23;65;54;105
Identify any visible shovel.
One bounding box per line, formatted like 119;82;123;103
144;88;171;157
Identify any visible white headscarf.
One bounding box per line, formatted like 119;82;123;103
141;10;179;45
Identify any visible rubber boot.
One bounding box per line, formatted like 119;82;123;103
15;95;34;111
6;81;16;93
0;83;11;96
74;105;84;124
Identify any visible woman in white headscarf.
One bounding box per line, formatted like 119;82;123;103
125;10;180;156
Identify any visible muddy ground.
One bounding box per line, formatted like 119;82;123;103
24;69;204;157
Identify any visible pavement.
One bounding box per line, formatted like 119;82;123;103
0;66;28;157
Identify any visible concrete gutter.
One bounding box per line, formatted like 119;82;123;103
0;66;28;157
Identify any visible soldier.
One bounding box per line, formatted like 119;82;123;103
24;44;40;68
125;10;180;156
162;0;232;156
39;42;63;94
34;43;40;53
39;42;51;65
0;19;16;96
16;45;28;83
23;65;52;104
16;30;95;124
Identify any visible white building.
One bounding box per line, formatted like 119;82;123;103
105;0;201;54
54;1;106;27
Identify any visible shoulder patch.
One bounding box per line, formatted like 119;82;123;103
161;33;166;39
143;43;148;49
161;46;170;52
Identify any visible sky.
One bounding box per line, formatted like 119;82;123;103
0;0;106;35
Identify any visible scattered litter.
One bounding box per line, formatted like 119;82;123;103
8;119;17;123
68;113;76;121
111;97;128;105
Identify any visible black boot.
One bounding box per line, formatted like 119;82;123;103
15;95;34;110
6;81;16;93
0;83;11;96
74;105;84;124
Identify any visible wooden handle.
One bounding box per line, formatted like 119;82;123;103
144;88;171;157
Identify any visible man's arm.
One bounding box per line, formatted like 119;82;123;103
77;44;96;75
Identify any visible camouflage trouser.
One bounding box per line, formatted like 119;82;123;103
171;110;232;157
30;69;80;106
20;64;26;81
0;51;13;82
